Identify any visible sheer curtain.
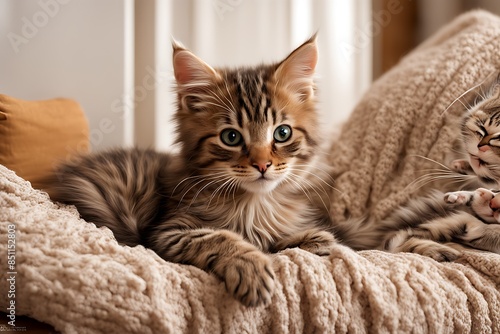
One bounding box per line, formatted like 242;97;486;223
135;0;372;150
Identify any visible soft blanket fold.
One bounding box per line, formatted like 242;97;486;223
2;9;500;334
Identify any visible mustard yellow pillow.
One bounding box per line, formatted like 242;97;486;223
0;94;89;188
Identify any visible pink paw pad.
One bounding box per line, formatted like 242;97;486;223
445;192;469;205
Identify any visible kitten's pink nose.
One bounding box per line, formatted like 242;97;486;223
490;196;500;211
252;161;272;174
478;144;490;152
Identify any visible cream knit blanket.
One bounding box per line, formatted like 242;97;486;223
1;10;500;334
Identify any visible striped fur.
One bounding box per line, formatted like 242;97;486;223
46;36;337;307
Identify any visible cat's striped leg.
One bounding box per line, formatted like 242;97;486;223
458;220;500;253
150;219;275;307
382;211;498;261
381;212;481;261
271;228;336;256
383;231;462;261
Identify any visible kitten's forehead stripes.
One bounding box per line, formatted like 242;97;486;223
235;76;254;124
470;109;500;131
233;68;277;126
490;111;500;126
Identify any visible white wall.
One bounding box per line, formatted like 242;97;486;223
0;0;134;149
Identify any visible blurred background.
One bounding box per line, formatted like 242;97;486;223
1;0;500;150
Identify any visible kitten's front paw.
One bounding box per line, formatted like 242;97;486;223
450;159;472;174
224;250;275;307
444;191;473;205
421;244;462;262
474;188;494;201
298;230;337;256
273;230;337;256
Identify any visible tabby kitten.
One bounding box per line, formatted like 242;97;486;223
338;74;500;261
47;36;337;307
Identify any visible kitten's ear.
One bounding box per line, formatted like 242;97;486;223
172;40;219;86
274;34;318;101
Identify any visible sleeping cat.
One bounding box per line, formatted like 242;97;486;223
46;36;337;307
336;74;500;261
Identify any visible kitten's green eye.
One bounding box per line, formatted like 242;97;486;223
220;129;243;146
274;125;292;142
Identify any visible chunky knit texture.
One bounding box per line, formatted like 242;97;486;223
1;10;500;334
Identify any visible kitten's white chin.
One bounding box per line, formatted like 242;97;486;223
241;179;280;194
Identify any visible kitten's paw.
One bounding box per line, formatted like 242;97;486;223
444;191;473;205
450;159;471;174
298;230;337;256
224;250;275;307
421;245;461;262
273;230;337;256
474;187;494;201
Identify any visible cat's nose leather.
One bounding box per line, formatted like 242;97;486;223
490;197;500;211
478;144;490;152
252;161;272;174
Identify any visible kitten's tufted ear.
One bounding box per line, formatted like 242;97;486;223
274;34;318;101
172;40;220;86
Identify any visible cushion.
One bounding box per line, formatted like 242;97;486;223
0;94;89;189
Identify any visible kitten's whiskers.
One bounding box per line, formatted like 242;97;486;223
403;155;477;193
287;172;330;212
188;176;230;210
441;71;497;117
175;172;228;208
290;164;337;190
172;171;226;196
207;177;235;209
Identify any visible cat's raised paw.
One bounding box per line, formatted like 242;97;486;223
224;250;275;307
450;159;472;174
444;191;473;205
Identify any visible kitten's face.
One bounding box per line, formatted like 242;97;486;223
462;83;500;185
172;37;319;194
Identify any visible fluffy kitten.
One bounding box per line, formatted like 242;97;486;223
46;36;336;307
338;74;500;261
